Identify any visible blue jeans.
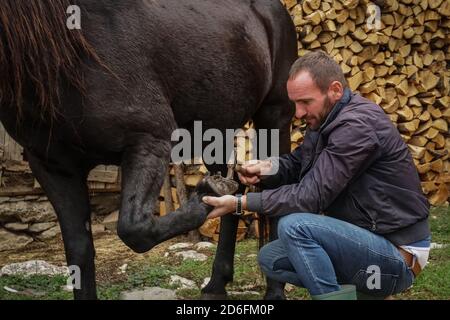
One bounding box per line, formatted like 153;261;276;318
258;213;414;297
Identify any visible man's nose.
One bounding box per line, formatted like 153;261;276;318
295;107;307;119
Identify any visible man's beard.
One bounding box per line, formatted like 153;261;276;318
310;95;334;131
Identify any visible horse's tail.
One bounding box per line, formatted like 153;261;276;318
0;0;103;120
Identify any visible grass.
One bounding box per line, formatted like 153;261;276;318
0;206;448;300
397;206;450;300
0;275;72;300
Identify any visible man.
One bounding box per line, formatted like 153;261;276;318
202;51;430;300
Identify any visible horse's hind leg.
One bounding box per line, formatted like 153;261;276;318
26;151;96;300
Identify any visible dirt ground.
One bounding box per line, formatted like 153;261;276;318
0;231;179;284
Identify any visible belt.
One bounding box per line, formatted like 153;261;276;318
397;247;422;277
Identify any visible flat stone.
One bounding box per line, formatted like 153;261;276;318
194;242;215;251
228;290;260;296
174;250;207;262
168;242;194;251
0;201;56;223
201;277;211;289
120;287;177;300
36;225;61;241
91;224;106;235
3;288;47;297
170;275;197;290
0;260;69;277
0;197;10;204
3;286;19;293
61;285;74;292
24;196;40;201
28;222;57;233
6;197;24;203
102;211;119;231
4;222;29;232
90;194;121;217
241;284;258;290
118;264;128;274
0;228;33;252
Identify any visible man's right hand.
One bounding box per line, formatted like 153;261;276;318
237;159;273;186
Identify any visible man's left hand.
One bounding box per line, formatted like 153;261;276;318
202;195;236;219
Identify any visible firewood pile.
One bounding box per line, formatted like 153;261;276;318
283;0;450;206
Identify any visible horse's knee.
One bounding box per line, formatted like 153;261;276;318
117;220;157;253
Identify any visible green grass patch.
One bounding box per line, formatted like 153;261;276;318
1;206;448;300
397;206;450;300
0;275;72;300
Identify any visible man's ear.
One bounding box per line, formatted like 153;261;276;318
328;81;344;104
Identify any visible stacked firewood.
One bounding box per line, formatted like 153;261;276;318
283;0;450;206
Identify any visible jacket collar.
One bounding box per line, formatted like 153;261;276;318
318;88;352;133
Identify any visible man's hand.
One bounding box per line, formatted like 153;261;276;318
237;159;273;186
203;195;237;219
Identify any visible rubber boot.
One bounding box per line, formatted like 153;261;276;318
311;285;357;300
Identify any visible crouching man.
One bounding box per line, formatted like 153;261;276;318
203;51;430;300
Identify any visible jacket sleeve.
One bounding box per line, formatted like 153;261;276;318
258;146;303;189
258;118;381;217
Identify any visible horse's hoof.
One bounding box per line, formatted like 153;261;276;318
195;172;239;197
200;292;228;300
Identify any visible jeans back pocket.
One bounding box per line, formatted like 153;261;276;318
351;269;399;298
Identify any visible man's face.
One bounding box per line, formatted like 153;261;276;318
287;71;335;130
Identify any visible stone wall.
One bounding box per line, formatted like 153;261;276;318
0;194;121;252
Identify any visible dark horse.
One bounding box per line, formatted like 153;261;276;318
0;0;296;299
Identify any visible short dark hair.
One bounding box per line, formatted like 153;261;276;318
289;51;348;93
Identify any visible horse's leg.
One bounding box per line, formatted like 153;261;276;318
253;84;295;300
116;134;211;253
26;151;96;300
201;163;244;300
